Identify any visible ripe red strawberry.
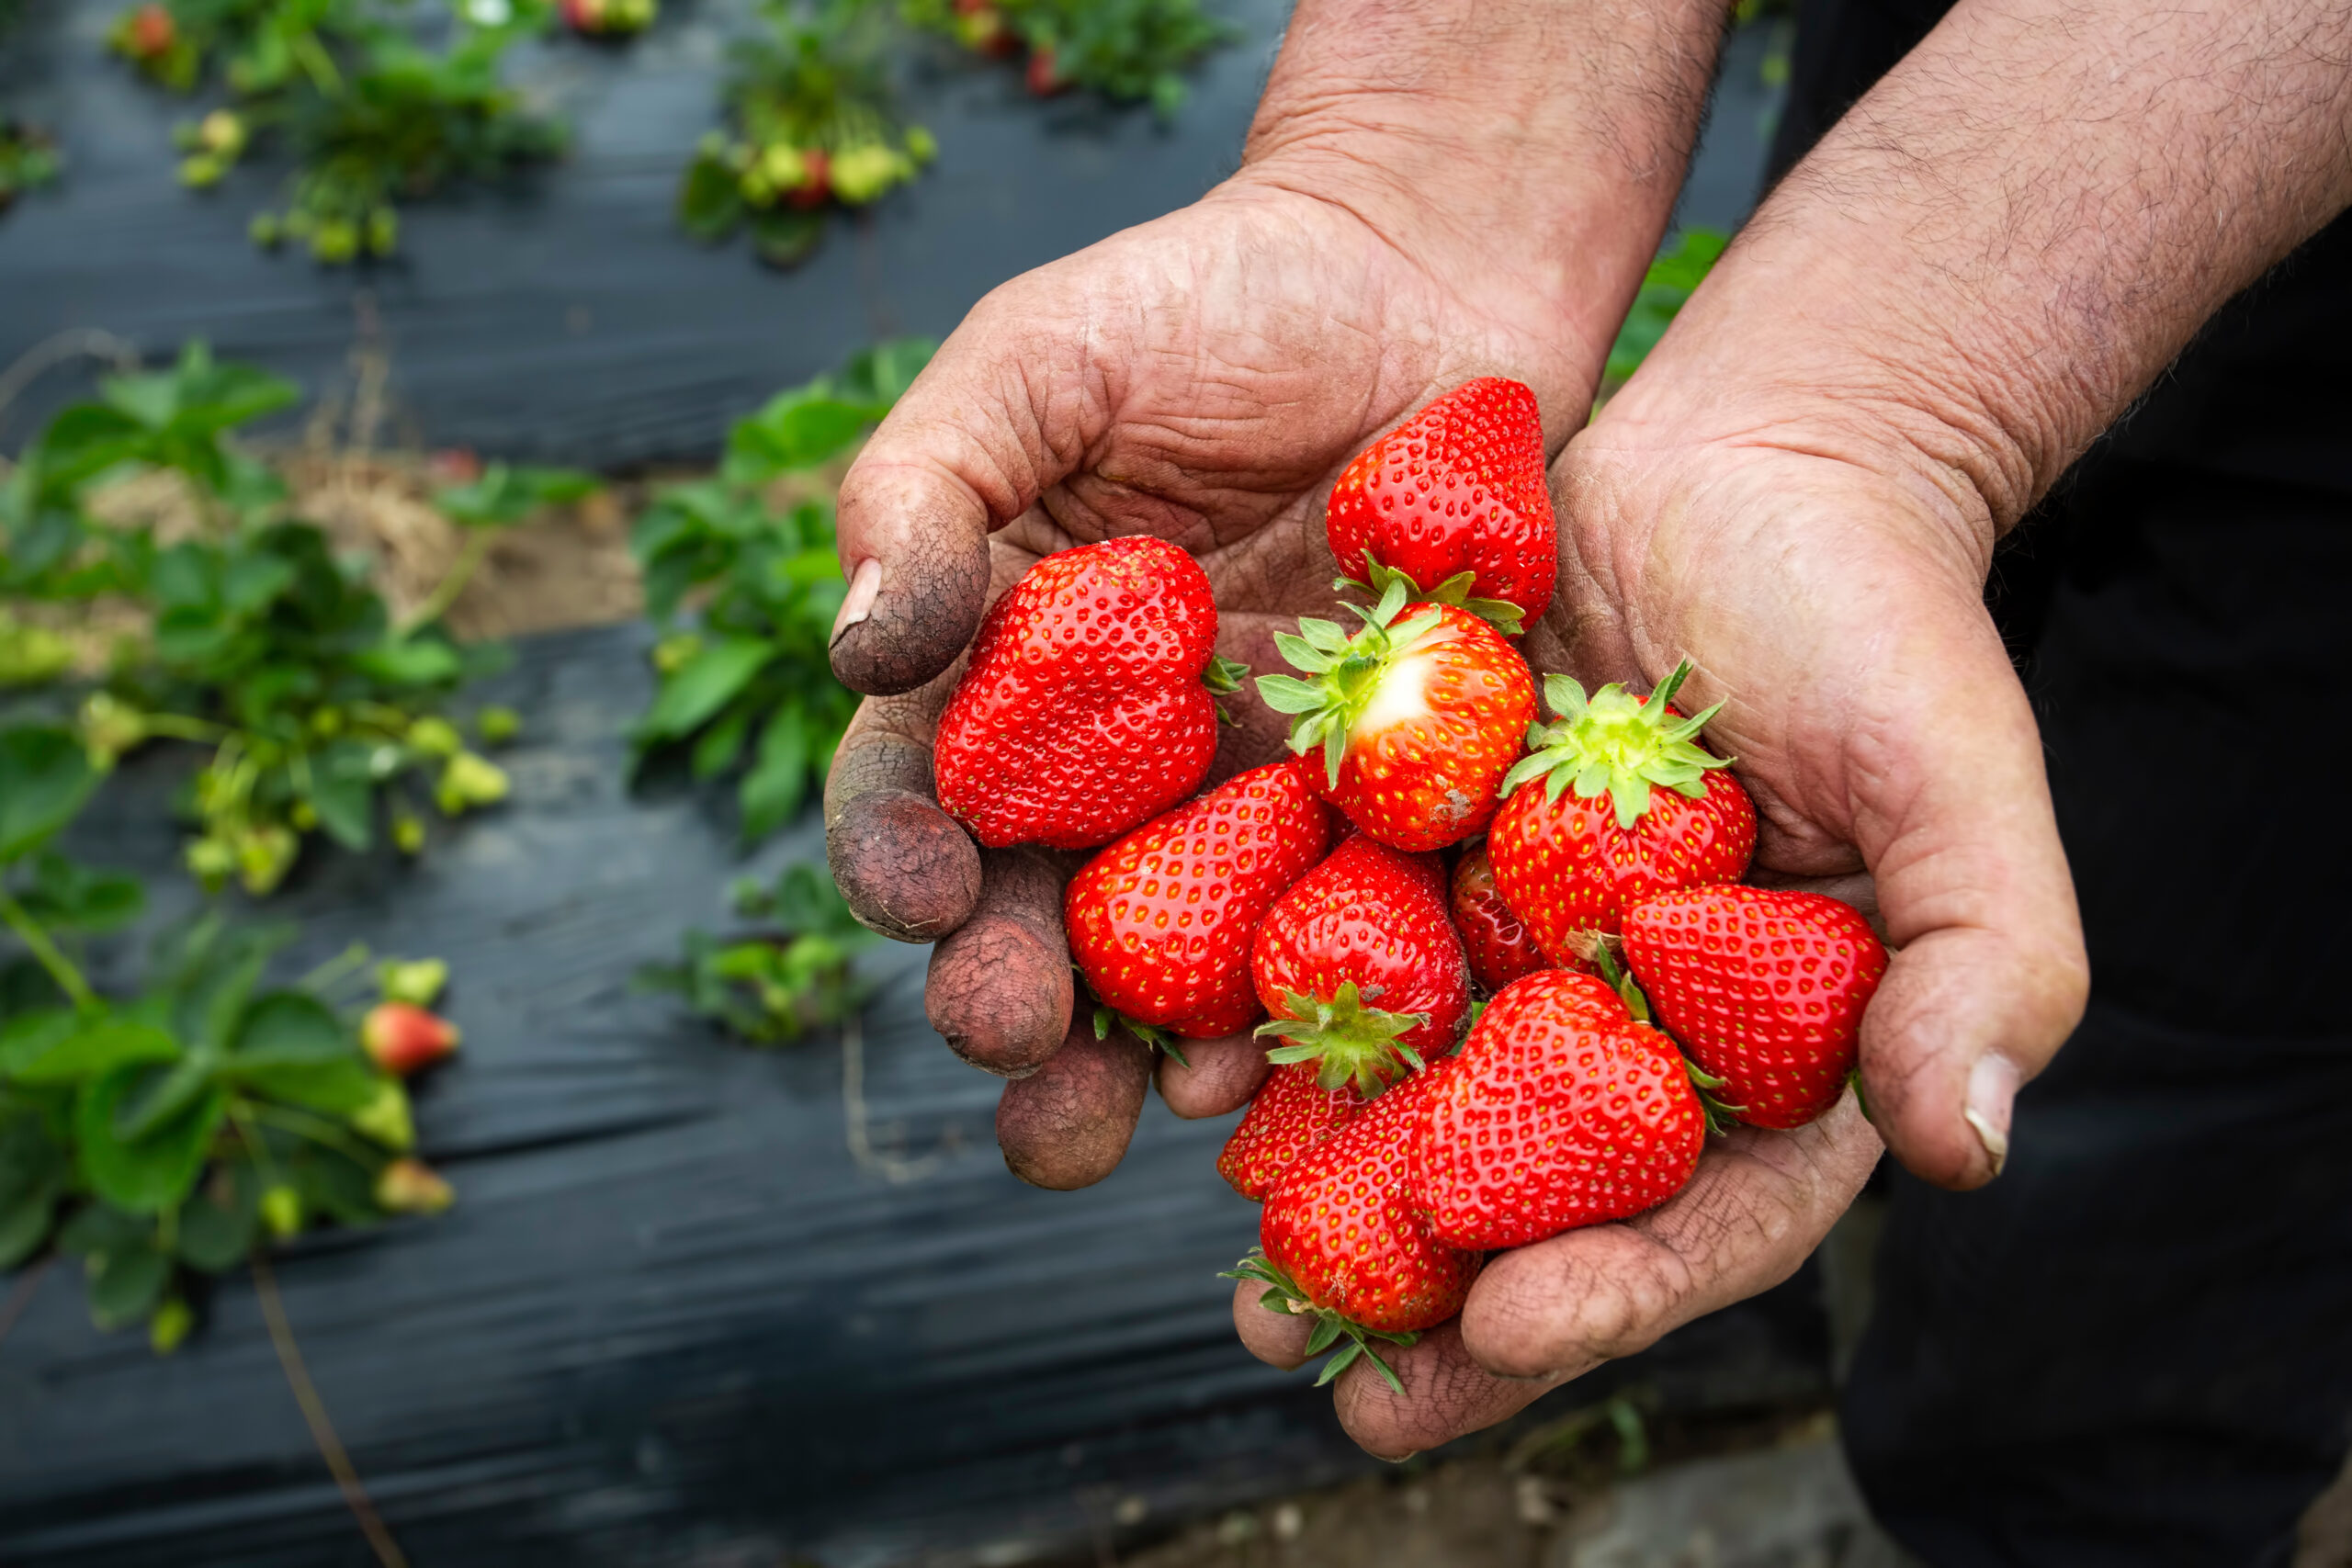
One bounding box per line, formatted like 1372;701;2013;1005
1251;833;1470;1096
1229;1063;1481;1390
1217;1063;1363;1201
1258;580;1535;852
787;147;831;209
1450;842;1548;993
1416;969;1704;1250
1623;886;1887;1130
1325;378;1556;635
125;3;175;59
361;1002;460;1076
1487;660;1755;965
1066;760;1329;1040
937;536;1247;851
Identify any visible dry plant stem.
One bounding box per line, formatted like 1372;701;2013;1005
842;1014;942;1184
0;329;141;426
250;1251;413;1568
399;526;497;636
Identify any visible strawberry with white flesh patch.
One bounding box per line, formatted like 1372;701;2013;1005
1487;660;1757;964
1257;578;1535;853
1251;832;1471;1099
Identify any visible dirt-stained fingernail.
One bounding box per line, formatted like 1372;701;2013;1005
831;558;881;647
1964;1051;2018;1178
1374;1450;1419;1466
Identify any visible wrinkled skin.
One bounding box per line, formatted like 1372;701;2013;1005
824;78;2086;1466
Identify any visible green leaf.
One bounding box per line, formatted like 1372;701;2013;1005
305;751;375;852
55;1201;147;1258
236;1056;379;1114
77;1069;225;1213
232;991;353;1066
175;1177;257;1272
690;706;751;780
639;637;777;741
17;853;146;934
0;1185;55;1269
86;1242;170;1330
112;1057;215;1143
10;1020;181;1086
0;725;96;863
0;1008;80;1077
739;705;810;841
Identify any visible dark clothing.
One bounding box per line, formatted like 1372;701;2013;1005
1770;4;2352;1564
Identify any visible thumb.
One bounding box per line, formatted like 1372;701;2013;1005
829;294;1091;697
1837;607;2089;1189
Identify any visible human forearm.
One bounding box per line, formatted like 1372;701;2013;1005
1231;0;1733;401
1604;0;2352;537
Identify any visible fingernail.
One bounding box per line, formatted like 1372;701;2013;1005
1963;1052;2018;1178
1374;1450;1419;1465
831;558;881;647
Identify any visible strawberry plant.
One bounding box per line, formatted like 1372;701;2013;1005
901;0;1232;118
629;338;931;840
0;723;456;1351
676;0;935;267
1604;227;1729;385
0;342;584;893
635;863;873;1043
108;0;565;263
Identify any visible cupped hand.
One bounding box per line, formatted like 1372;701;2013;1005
824;178;1607;1184
1235;311;2092;1453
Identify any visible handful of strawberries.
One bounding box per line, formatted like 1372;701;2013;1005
932;378;1889;1391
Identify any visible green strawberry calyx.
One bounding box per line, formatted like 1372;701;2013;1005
1091;1002;1190;1069
1499;659;1732;831
1203;654;1251;728
1334;549;1527;637
1255;982;1428;1099
1221;1247;1418;1395
1585;934;1747;1135
1256;578;1449;790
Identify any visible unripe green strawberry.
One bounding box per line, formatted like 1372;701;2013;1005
1488;660;1755;964
1258;580;1535;852
374;1157;455;1214
1251;833;1469;1098
1415;969;1703;1250
1216;1063;1362;1201
1622;886;1886;1130
1066;760;1329;1039
937;536;1248;852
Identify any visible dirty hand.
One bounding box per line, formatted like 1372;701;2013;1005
824;0;1729;1187
1240;0;2352;1454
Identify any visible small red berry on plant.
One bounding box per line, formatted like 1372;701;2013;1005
361;1001;461;1076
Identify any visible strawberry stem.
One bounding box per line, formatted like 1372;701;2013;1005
1258;579;1449;789
1333;550;1527;637
1222;1247;1417;1395
1255;982;1427;1098
1589;942;1751;1132
1498;658;1733;830
1091;1002;1190;1068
